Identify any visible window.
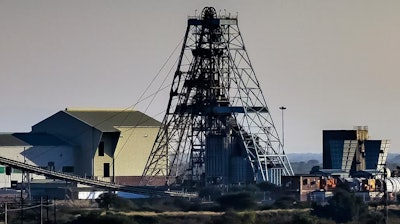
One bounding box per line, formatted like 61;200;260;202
11;181;18;188
98;141;105;156
12;168;22;173
5;166;11;175
104;163;110;177
303;179;308;185
48;162;55;171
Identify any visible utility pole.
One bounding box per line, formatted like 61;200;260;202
279;106;287;148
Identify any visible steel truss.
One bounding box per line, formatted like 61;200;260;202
142;7;293;186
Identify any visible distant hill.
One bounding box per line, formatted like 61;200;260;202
286;153;322;174
287;153;322;163
287;153;400;164
287;153;322;175
286;153;400;174
387;153;400;168
387;153;400;163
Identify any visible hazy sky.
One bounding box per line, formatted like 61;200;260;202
1;1;400;154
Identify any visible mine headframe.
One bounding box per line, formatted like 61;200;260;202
142;7;294;187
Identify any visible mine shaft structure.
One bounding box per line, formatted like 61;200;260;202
142;7;293;187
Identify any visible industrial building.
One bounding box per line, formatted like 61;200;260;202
282;174;337;202
0;7;294;196
0;108;161;189
283;126;393;202
322;126;389;176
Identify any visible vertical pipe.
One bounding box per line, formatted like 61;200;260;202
4;202;7;224
54;199;57;224
20;172;23;224
40;197;43;224
46;197;49;223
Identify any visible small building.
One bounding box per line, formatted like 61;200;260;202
281;174;326;201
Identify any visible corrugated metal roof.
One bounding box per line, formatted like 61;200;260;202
64;109;161;132
0;134;29;146
13;133;70;146
0;133;70;147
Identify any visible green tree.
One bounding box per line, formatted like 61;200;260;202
95;193;136;211
311;188;367;223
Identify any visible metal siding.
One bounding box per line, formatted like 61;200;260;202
23;145;75;172
230;157;247;184
377;140;390;171
205;135;232;184
113;127;159;177
342;140;357;172
268;168;283;186
323;130;357;169
365;140;385;170
94;133;115;181
0;146;55;188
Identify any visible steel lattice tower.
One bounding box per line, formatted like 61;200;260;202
142;7;293;186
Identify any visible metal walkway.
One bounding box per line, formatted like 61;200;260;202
0;156;171;197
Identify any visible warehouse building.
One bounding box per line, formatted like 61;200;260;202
0;108;161;188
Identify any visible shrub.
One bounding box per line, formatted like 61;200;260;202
257;182;279;192
210;211;242;224
95;193;136;211
66;212;136;224
198;186;222;201
311;188;367;223
272;196;298;209
216;192;256;211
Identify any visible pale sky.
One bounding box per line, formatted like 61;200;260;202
1;1;400;154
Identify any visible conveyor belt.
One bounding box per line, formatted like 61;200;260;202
0;156;169;196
